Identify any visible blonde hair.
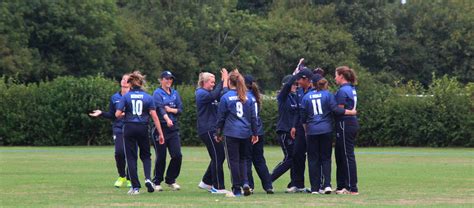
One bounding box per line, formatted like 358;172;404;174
128;71;146;89
228;69;247;103
197;72;215;88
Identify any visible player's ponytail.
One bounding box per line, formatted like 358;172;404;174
246;80;262;107
336;66;357;85
128;71;146;89
229;69;247;103
315;78;329;91
197;72;215;88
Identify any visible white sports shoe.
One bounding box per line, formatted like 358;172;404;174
198;181;212;192
210;187;229;194
335;188;350;194
311;191;321;194
145;179;155;193
127;188;140;195
286;186;298;193
168;183;181;191
322;187;332;194
155;184;163;192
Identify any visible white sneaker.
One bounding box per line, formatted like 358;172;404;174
210;187;229;194
335;188;350;194
145;179;155;193
154;184;163;192
127;188;140;195
311;191;321;194
198;181;212;192
286;186;298;193
225;192;236;197
168;183;181;191
322;187;332;194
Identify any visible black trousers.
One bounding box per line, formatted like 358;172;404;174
113;131;128;179
246;135;273;190
291;125;307;188
152;125;182;185
271;132;294;188
123;123;152;189
200;131;225;189
223;136;249;193
307;132;333;192
335;120;359;192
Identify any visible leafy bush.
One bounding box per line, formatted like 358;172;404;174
0;75;472;147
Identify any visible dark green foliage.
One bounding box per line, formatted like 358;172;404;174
1;75;472;147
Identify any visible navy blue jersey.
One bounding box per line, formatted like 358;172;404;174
294;86;313;128
153;87;183;125
276;75;298;133
216;90;257;139
117;88;156;124
195;82;227;135
101;92;125;134
300;89;345;135
247;91;264;136
335;83;358;122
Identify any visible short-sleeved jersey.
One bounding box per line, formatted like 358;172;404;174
247;91;264;136
335;83;358;122
153;87;183;125
216;90;257;139
300;89;345;135
117;88;156;124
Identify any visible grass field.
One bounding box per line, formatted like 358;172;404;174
0;146;473;207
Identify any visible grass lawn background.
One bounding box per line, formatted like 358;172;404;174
0;146;473;207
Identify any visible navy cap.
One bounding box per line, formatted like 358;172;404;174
312;74;323;83
244;75;254;86
281;75;292;85
160;71;175;79
297;68;313;80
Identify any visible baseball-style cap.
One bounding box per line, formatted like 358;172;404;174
160;71;175;79
312;74;323;83
244;75;254;86
297;68;313;80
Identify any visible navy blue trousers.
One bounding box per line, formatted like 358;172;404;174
335;120;359;192
291;125;307;188
113;131;128;179
223;136;249;194
246;135;273;191
271;132;294;188
123;123;152;189
307;132;333;192
152;125;182;185
200;131;226;189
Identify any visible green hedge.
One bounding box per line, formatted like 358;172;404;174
0;75;472;147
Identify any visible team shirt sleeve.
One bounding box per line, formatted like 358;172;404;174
328;93;345;115
215;95;228;131
101;95;116;120
249;98;258;136
153;91;167;116
300;96;309;124
277;75;297;102
175;91;183;115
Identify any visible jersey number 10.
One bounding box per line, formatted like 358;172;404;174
311;99;323;115
131;100;143;116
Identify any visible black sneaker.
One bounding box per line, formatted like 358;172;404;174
266;189;274;194
145;179;155;193
243;184;251;196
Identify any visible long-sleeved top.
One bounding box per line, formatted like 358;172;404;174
195;82;227;135
276;75;298;133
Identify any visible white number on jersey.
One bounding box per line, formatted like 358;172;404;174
311;99;323;115
236;102;243;117
131;100;143;116
352;89;357;110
